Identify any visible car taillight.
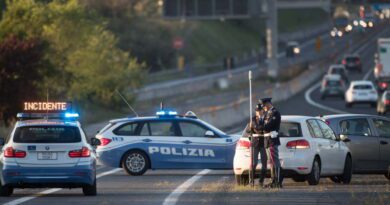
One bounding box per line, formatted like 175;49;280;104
236;139;251;149
355;59;360;64
385;100;390;105
342;59;346;65
379;82;388;89
99;138;112;146
4;147;27;158
68;147;90;158
286;139;310;149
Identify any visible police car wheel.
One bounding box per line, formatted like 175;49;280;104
235;175;249;186
307;158;321;186
0;184;13;197
83;179;97;196
122;150;149;176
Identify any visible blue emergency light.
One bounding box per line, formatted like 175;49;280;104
156;110;178;117
17;102;79;121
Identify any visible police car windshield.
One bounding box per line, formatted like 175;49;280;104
200;121;226;135
13;126;81;143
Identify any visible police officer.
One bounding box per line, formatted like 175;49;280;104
246;103;267;187
260;98;283;188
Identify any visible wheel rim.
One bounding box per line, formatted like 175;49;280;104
126;153;146;173
313;161;320;182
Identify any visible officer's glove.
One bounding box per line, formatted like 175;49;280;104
270;131;278;139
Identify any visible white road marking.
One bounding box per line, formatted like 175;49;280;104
304;83;348;114
162;169;211;205
363;69;373;80
4;168;122;205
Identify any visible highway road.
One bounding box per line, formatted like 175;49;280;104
1;28;390;205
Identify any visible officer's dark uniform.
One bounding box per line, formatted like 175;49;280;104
246;104;267;185
260;98;283;188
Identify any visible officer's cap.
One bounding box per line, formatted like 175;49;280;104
259;97;272;105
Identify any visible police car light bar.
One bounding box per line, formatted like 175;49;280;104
156;110;178;116
17;112;80;120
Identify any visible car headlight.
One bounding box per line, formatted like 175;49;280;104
337;31;343;37
293;47;300;54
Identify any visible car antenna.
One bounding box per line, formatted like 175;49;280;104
115;89;139;117
160;101;164;110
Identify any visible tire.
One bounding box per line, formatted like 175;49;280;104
321;95;326;100
371;103;376;108
0;183;13;197
307;157;321;185
292;175;306;182
346;103;352;108
122;150;149;176
385;167;390;180
329;176;342;183
235;174;249;186
339;155;352;184
83;179;97;196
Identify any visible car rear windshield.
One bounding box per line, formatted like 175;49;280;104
327;80;341;86
241;122;302;138
13;126;81;143
330;68;344;75
353;84;373;90
346;57;359;62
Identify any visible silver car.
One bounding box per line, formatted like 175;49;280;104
322;114;390;181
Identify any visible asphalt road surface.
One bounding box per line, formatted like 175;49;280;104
2;29;390;205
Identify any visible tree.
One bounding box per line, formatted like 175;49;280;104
0;0;144;109
0;35;47;125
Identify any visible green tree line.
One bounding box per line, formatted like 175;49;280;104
0;0;145;125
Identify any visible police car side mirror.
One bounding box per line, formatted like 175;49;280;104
205;130;216;138
90;138;101;146
0;137;4;146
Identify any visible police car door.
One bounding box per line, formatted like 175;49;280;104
177;121;227;169
142;120;187;169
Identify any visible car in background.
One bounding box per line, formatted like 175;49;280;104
286;41;300;57
345;81;378;108
233;116;352;186
327;64;349;84
377;91;390;115
322;114;390;180
96;110;241;176
320;74;346;99
342;54;362;73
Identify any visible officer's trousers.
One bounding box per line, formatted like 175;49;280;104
250;138;267;183
266;145;283;184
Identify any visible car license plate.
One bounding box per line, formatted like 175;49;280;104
37;152;57;160
359;93;367;96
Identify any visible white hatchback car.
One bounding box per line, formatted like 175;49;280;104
345;80;378;108
233;116;352;186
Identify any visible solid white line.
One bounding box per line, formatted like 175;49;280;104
162;169;211;205
304;83;348;114
363;69;373;80
4;168;122;205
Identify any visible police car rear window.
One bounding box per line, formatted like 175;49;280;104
13;126;81;143
279;122;302;137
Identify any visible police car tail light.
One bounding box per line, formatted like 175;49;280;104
286;139;310;149
236;139;250;149
68;147;90;158
99;138;112;146
4;147;27;158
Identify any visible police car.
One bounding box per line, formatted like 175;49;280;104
0;102;101;196
96;110;240;175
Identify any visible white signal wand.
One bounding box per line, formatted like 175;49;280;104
249;70;254;187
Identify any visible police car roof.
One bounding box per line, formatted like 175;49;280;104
16;119;80;127
109;116;198;123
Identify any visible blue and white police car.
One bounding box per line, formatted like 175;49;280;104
96;110;240;175
0;102;101;196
